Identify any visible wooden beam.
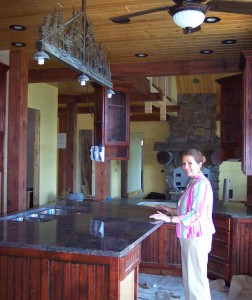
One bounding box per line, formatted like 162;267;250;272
130;114;169;122
130;105;181;113
130;92;162;102
58;94;96;104
28;68;79;83
111;58;239;77
58;107;95;114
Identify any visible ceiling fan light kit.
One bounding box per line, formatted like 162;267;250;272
169;3;208;29
172;9;205;29
111;0;252;35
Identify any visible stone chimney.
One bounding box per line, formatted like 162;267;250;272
154;94;221;201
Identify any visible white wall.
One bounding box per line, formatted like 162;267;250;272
28;83;58;205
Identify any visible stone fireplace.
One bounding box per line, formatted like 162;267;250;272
154;94;221;201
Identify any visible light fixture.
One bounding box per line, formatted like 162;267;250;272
11;42;26;47
105;89;115;99
200;49;214;54
222;39;237;45
32;50;50;65
77;74;89;86
33;3;113;89
204;17;221;24
135;53;148;58
9;25;26;31
169;2;207;30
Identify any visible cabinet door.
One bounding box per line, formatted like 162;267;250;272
140;224;182;276
161;224;181;274
240;51;252;175
216;74;242;160
104;86;130;160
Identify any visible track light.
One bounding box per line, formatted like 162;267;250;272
105;89;115;98
77;74;90;86
32;50;50;65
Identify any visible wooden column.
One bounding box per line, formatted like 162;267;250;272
0;62;9;214
58;100;77;194
93;83;109;200
7;50;28;213
66;101;77;192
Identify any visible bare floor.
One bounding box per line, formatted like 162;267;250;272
138;273;229;300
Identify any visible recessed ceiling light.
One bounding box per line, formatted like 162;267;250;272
135;53;148;58
200;49;213;54
222;39;237;45
11;42;26;47
9;25;26;31
204;17;221;24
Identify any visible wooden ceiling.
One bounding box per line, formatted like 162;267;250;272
1;0;251;120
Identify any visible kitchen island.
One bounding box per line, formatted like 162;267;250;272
0;198;162;300
139;200;252;283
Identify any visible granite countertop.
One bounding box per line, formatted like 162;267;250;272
0;198;251;258
213;201;252;218
0;198;162;257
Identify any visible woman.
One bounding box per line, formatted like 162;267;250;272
150;149;215;300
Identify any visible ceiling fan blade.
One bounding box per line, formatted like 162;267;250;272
208;0;252;15
183;25;201;34
110;6;170;23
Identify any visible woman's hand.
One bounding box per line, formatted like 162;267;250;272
150;211;170;223
155;204;175;215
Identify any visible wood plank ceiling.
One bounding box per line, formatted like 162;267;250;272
1;0;252;120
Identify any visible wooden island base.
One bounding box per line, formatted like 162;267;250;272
0;244;141;300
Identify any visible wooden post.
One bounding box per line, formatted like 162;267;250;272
57;100;77;194
7;50;28;212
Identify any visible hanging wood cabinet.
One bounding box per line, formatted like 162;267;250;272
94;84;130;161
216;74;243;161
240;51;252;175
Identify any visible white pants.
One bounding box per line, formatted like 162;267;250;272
179;235;212;300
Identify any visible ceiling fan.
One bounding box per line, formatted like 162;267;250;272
110;0;252;34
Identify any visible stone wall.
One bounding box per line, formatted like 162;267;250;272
154;94;221;200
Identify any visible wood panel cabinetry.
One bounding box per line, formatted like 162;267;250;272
140;214;252;283
208;215;252;283
140;224;182;276
216;74;243;161
208;215;231;282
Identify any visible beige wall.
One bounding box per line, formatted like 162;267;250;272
28;83;58;205
219;162;247;201
130;121;169;196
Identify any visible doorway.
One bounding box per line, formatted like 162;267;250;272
26;108;40;208
121;132;144;197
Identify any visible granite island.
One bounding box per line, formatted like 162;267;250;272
0;198;163;300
